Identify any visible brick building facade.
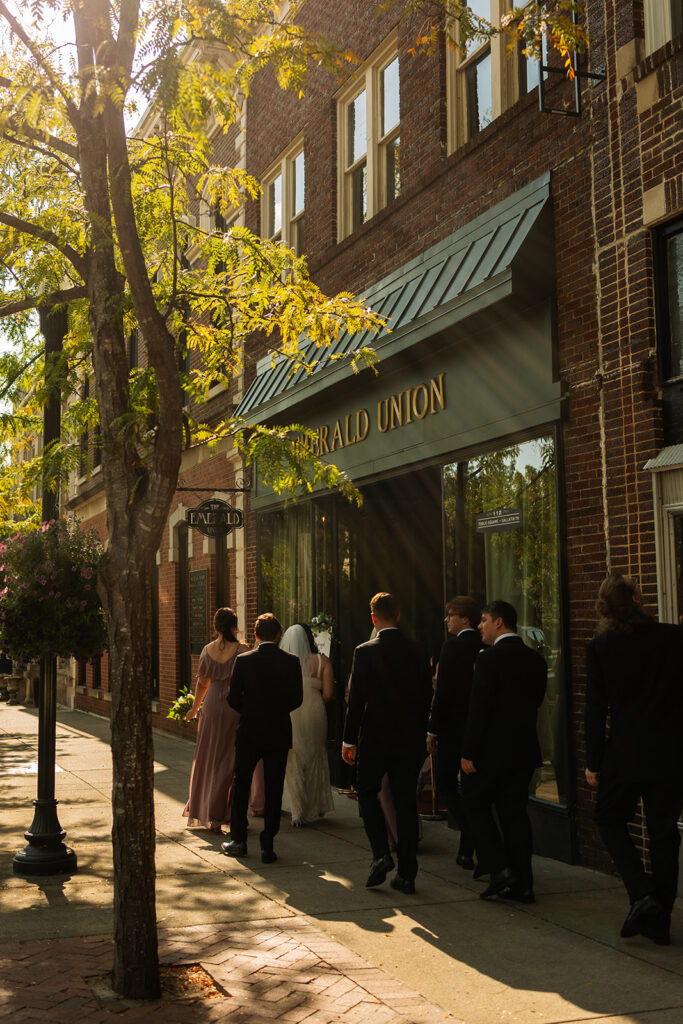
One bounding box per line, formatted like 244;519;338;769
69;2;682;869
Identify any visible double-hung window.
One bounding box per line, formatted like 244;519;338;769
262;137;305;255
448;1;543;151
645;1;683;56
338;34;400;240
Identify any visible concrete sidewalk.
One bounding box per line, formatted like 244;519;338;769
0;703;681;1024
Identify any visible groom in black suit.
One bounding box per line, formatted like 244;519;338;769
461;600;547;903
222;613;303;863
343;592;433;894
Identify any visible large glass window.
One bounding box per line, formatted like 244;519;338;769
665;229;683;380
443;435;566;805
259;504;313;627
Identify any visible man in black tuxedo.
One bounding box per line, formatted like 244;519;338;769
342;592;432;894
222;613;303;863
427;595;482;870
461;599;547;903
585;573;683;945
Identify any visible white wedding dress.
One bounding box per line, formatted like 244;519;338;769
280;640;334;825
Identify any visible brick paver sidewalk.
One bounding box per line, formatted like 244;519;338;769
1;916;459;1023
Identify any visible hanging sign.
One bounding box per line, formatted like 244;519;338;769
186;498;243;537
475;508;522;533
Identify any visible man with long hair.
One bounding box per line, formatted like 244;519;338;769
585;573;683;945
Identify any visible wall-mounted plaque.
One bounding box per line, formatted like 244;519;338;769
475;508;522;533
189;570;208;655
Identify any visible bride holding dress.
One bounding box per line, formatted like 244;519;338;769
280;623;334;825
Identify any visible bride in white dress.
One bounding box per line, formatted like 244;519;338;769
280;624;335;825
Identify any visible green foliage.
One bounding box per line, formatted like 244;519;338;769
0;0;385;520
384;1;588;75
0;515;107;662
235;421;363;505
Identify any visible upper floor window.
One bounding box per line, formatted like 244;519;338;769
338;34;400;240
448;1;539;151
645;0;683;56
656;219;683;383
262;137;305;255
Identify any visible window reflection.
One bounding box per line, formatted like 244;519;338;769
443;436;566;805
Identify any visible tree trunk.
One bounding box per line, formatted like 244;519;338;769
106;550;160;998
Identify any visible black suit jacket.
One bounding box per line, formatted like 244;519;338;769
343;628;433;749
585;622;683;780
462;635;547;772
228;643;303;751
428;629;482;743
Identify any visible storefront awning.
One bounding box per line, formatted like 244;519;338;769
238;173;553;422
643;444;683;471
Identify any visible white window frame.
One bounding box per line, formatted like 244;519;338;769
446;1;526;153
645;0;683;56
337;31;400;241
261;134;305;253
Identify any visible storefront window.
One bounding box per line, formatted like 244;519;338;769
258;505;313;628
443;435;566;805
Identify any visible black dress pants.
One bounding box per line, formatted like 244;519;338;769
356;737;423;881
437;738;475;859
463;764;535;888
595;774;683;913
230;742;289;852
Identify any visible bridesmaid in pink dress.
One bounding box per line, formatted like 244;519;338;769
183;607;249;833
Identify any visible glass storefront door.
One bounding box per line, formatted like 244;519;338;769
442;434;567;805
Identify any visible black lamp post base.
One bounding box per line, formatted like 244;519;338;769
12;797;78;876
13;842;77;876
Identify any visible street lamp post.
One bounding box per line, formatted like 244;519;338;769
13;305;77;876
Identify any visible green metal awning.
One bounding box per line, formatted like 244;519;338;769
238;173;553;422
644;445;683;471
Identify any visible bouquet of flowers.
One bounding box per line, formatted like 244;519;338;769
166;685;196;722
0;516;107;662
309;612;334;636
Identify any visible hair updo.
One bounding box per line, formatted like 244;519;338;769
213;607;239;644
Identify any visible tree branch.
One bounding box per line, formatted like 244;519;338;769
0;285;88;319
1;131;79;178
0;1;79;122
0;73;80;159
0;211;86;275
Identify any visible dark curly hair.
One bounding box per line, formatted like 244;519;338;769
595;573;655;635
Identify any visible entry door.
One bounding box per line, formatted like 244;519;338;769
672;513;683;623
662;509;683;624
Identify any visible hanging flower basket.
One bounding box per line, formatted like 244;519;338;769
0;516;107;662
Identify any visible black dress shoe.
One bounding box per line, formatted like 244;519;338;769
500;885;536;904
366;853;395;888
390;874;416;894
480;867;517;900
641;914;671;946
261;849;277;864
456;854;475;871
221;839;247;857
620;894;664;938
